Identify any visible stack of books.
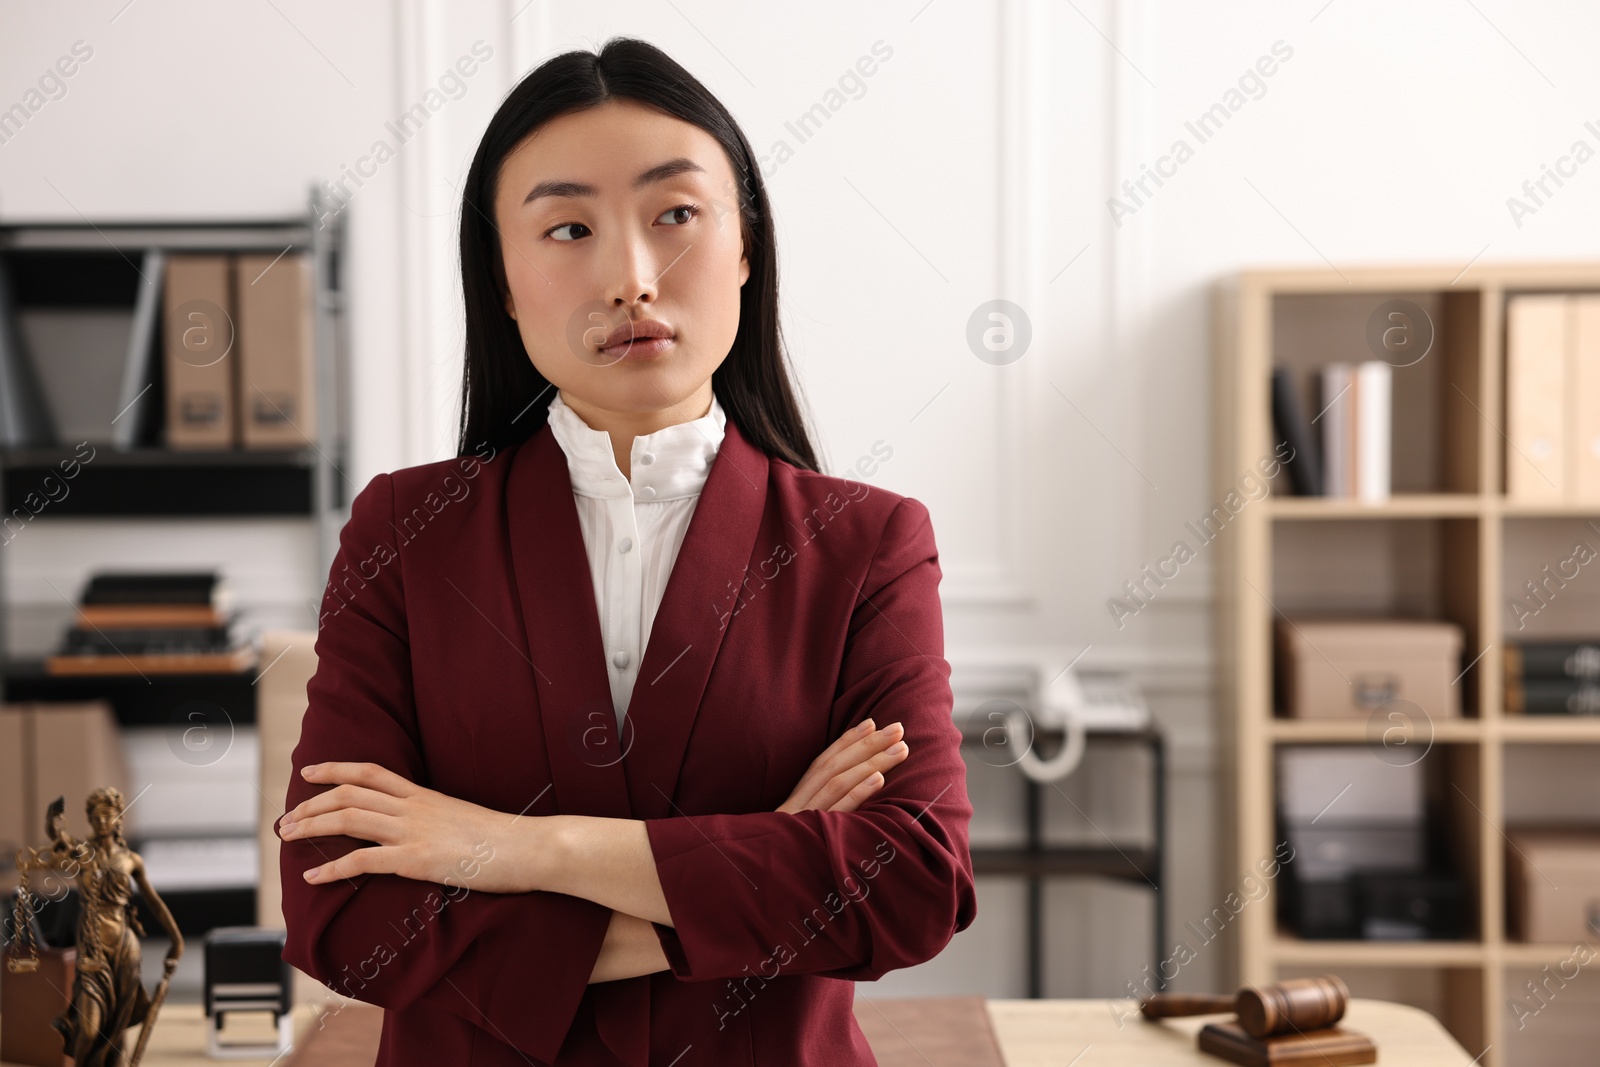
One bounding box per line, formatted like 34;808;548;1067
1505;639;1600;715
45;571;256;675
1271;362;1392;500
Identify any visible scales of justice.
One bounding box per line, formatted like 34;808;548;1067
7;788;184;1067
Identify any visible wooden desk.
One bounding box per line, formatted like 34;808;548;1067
984;998;1474;1066
2;1002;321;1067
3;996;1474;1066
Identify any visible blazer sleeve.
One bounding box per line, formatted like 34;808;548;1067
644;496;977;982
279;472;610;1065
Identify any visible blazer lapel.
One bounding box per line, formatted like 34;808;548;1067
503;414;770;821
618;415;769;819
505;424;633;821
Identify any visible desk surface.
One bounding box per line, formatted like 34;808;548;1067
3;996;1473;1066
984;998;1473;1066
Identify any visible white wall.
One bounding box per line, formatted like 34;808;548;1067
5;0;1600;1002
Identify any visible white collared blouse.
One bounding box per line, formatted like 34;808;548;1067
544;389;727;728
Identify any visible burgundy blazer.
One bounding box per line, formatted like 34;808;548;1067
279;409;977;1066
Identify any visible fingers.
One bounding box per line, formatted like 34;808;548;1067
835;771;886;812
302;845;397;884
812;717;878;768
828;721;906;775
284;783;405;826
300;761;420;798
791;722;906;805
280;806;401;847
781;724;870;808
774;719;913;814
811;737;910;812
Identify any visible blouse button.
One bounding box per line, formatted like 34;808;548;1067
618;537;633;553
612;650;630;669
640;452;656;465
639;485;657;500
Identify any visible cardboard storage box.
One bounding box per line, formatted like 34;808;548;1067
0;701;130;882
0;705;25;894
1277;617;1464;719
1507;829;1600;943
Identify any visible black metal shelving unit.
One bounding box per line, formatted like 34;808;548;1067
0;189;348;936
963;725;1166;999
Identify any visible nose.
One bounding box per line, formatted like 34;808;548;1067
604;225;662;309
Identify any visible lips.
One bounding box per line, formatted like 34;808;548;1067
600;318;674;352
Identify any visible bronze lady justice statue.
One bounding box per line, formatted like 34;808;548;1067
9;787;183;1067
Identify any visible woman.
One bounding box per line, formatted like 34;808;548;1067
278;36;975;1067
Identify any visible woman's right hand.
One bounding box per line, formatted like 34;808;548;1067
776;718;910;814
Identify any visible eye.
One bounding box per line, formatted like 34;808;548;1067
657;203;701;226
544;220;591;242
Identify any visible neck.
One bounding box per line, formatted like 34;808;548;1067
558;382;714;481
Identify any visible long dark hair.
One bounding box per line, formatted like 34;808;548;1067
455;37;818;471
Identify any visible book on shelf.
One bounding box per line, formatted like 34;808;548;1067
1353;360;1391;502
76;570;233;620
46;570;256;675
61;623;236;655
1505;639;1600;715
0;254;57;448
47;645;255;676
1270;365;1323;495
1274;361;1391;500
1317;362;1352;497
112;248;166;450
1506;293;1600;502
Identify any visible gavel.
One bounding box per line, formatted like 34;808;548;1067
1140;975;1349;1038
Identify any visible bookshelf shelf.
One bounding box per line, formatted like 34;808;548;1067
1495;499;1600;518
1;657;261;727
1;445;319;468
1217;262;1600;1067
1496;717;1600;743
1268;719;1485;743
1269;933;1487;967
1269;716;1600;744
2;449;319;517
2;221;318;254
1266;494;1483;519
1499;941;1600;967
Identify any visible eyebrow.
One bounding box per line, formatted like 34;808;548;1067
521;157;708;206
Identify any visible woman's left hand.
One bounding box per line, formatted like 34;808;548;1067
279;761;531;892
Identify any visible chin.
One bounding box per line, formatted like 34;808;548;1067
604;369;699;400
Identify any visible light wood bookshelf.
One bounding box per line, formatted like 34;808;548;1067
1215;263;1600;1067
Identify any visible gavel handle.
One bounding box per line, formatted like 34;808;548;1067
1139;994;1238;1019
